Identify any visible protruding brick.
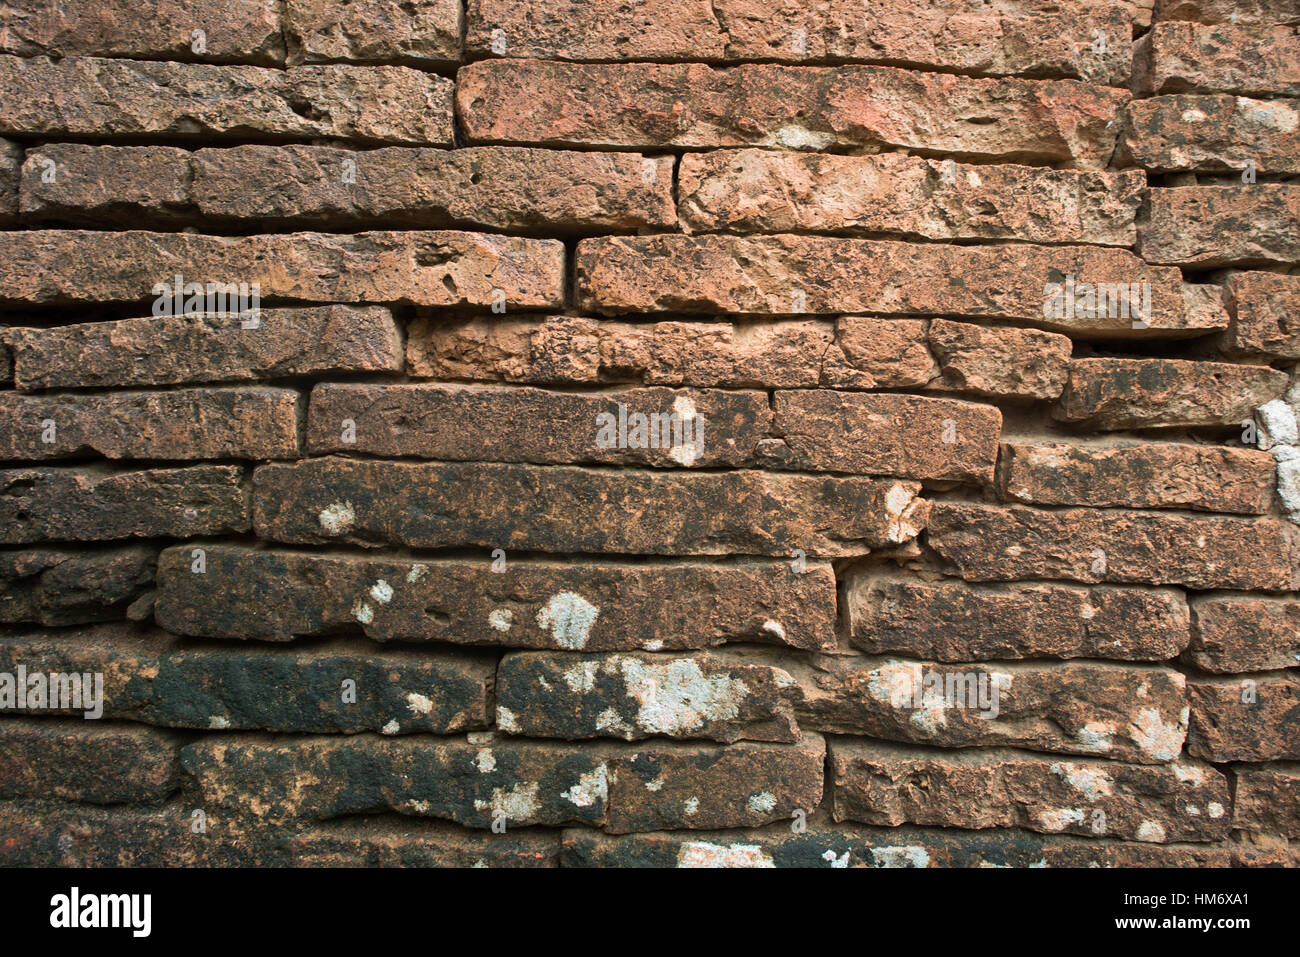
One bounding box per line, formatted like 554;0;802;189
0;465;248;545
495;651;799;743
284;0;461;65
1117;94;1300;173
459;61;1128;167
252;457;927;557
9;306;402;391
830;741;1230;842
926;320;1072;400
0;55;453;144
0;546;154;625
679;151;1143;245
998;441;1276;513
1233;764;1300;838
154;543;839;651
0;720;179;805
577;237;1189;337
1186;595;1300;673
0;387;300;461
1221;272;1300;359
1138;185;1300;268
0;230;564;309
846;574;1190;662
1055;357;1287;429
928;502;1300;590
1188;673;1300;761
1135;22;1300;96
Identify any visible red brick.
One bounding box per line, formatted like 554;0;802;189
0;720;179;805
1138;185;1300;268
1187;595;1300;673
1135;22;1300;96
1118;94;1300;174
1221;272;1300;359
1188;673;1300;762
283;0;460;65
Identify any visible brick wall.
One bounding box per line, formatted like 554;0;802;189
0;0;1298;868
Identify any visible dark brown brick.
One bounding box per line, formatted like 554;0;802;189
0;720;179;805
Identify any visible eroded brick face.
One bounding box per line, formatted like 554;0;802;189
1;0;1298;872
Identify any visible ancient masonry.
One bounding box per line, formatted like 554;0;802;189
0;0;1297;869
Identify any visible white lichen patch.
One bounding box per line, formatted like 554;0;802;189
1037;807;1085;832
870;846;930;868
1208;802;1225;819
1173;764;1205;786
642;640;664;651
620;657;750;736
676;842;775;868
488;608;513;632
351;599;374;625
766;124;836;150
684;797;700;816
537;592;599;649
561;763;608;808
381;719;400;735
207;715;230;730
884;483;924;543
475;782;540;821
1240;97;1298;132
406;563;428;583
1051;762;1113;802
668;395;703;466
563;660;600;693
644;776;665;792
866;661;919;706
318;501;355;535
370;580;393;604
405;692;433;716
475;749;496;773
822;849;851;868
747;792;776;814
596;707;635;737
496;707;519;733
1136;820;1166;843
1129;707;1184;762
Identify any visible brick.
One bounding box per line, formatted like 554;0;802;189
495;651;799;743
0;720;179;805
284;0;461;65
577;237;1191;337
0;546;154;626
307;384;768;469
764;392;1002;482
0;625;494;734
0;387;300;461
0;138;19;224
927;502;1300;591
252;458;927;557
0;0;285;63
154;543;838;651
828;317;940;390
0;465;248;545
1233;764;1300;838
562;821;1239;868
459;61;1128;167
1055;357;1288;430
19;144;192;225
1188;673;1300;762
9;306;402;391
1156;0;1300;23
1186;595;1300;673
1135;22;1300;96
285;818;559;867
467;0;1133;82
830;741;1230;842
846;574;1190;662
0;55;453;145
679;151;1143;246
0;230;564;309
1117;94;1300;174
1138;185;1300;268
758;651;1188;763
997;441;1276;513
181;733;826;832
1221;272;1300;359
926;320;1071;400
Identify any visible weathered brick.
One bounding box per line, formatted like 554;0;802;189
181;732;826;832
0;0;285;63
754;651;1188;762
0;387;300;461
1117;94;1300;174
1233;764;1300;838
829;317;940;390
679;151;1143;246
1221;272;1300;359
1055;357;1287;429
0;465;248;545
0;625;494;734
9;306;402;391
285;818;559;867
252;458;927;557
154;543;838;651
0;138;20;224
998;441;1276;513
1139;185;1300;268
0;230;564;309
0;720;179;805
926;320;1072;400
830;741;1230;842
928;502;1300;591
0;546;154;626
467;0;1133;82
459;61;1128;166
307;384;768;469
1186;595;1300;673
1135;22;1300;96
19;144;191;225
846;574;1190;662
1155;0;1300;23
577;237;1191;337
764;392;1002;482
0;55;453;144
1188;673;1300;762
495;651;799;743
284;0;461;65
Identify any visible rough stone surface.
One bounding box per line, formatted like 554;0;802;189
1186;596;1300;673
0;720;179;805
926;320;1072;400
1233;764;1300;838
0;546;155;625
1155;0;1300;23
1188;673;1300;762
284;0;461;65
1221;272;1300;359
1135;22;1300;97
0;138;20;224
1117;94;1300;174
1138;185;1300;268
